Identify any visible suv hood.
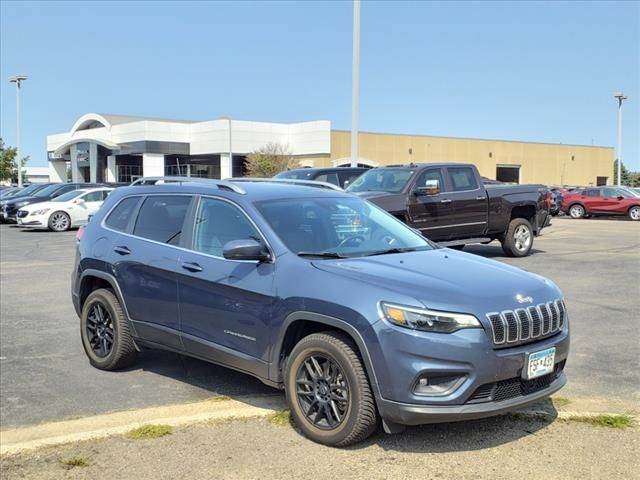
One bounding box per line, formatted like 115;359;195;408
311;249;560;315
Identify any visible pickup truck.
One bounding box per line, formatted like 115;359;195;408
345;163;551;257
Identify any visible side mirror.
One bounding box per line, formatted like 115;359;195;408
617;196;624;200
75;198;85;204
414;179;440;196
223;239;270;262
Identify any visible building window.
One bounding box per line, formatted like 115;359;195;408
118;165;143;183
596;176;608;186
496;165;520;184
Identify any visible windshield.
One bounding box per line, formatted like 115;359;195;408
345;169;414;194
11;184;42;197
255;196;433;258
53;190;85;202
34;184;65;197
275;170;314;180
620;188;640;198
0;188;20;199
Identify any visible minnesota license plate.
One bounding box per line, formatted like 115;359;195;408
525;347;555;380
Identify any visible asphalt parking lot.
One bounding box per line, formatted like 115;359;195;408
1;217;638;428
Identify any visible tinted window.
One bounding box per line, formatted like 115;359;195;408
53;190;84;202
34;184;66;197
133;196;191;245
415;169;445;191
447;167;479;191
193;198;262;257
83;191;104;202
105;197;141;232
340;172;364;188
584;189;600;197
314;172;340;186
346;169;413;193
275;170;314;180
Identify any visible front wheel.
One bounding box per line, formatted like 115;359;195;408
569;204;585;219
501;218;533;257
48;211;71;232
285;332;378;447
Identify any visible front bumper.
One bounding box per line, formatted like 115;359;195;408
378;371;566;425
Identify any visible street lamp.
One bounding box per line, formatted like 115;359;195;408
351;0;360;168
613;92;627;187
9;74;28;188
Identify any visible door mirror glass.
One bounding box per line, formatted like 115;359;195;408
414;179;440;196
222;239;270;262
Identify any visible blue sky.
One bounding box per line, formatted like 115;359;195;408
1;0;638;169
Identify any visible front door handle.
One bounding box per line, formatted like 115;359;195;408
440;199;452;204
476;196;485;201
181;262;203;273
113;246;131;256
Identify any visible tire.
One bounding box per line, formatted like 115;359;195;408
629;206;640;221
80;288;137;370
568;204;585;219
48;211;71;232
501;218;534;257
285;332;378;447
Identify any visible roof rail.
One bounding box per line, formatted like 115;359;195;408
130;176;246;194
227;177;344;192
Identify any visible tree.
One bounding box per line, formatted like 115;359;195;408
613;159;632;186
245;143;299;178
0;138;29;183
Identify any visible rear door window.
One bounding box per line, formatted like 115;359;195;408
583;189;600;197
105;197;142;232
447;167;479;191
133;195;192;246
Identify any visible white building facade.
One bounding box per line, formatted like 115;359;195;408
47;113;331;183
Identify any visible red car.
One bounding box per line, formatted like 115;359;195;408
562;187;640;221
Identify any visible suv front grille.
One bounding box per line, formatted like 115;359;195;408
467;360;565;404
487;299;566;347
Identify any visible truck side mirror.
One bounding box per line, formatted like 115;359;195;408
414;179;440;196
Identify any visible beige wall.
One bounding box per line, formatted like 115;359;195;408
306;130;613;187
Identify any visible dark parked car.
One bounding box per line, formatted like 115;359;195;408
561;186;640;221
346;163;551;257
73;176;568;446
548;188;563;216
0;183;97;223
275;167;369;189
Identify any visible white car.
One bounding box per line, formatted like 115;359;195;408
16;187;113;232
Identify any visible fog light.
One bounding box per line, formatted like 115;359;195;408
414;374;466;396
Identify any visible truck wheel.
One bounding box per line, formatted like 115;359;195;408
569;204;585;219
285;332;378;447
629;206;640;221
501;218;533;257
80;288;137;370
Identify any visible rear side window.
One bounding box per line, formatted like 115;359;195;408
583;189;600;197
447;167;479;191
314;172;340;186
133;195;192;245
105;197;141;231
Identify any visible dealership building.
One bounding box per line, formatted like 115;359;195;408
47;112;614;186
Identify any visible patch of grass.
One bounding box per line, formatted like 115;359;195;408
268;409;291;426
567;414;634;429
61;456;90;468
126;424;172;439
551;396;571;408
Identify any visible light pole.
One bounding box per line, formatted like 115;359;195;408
613;92;627;187
351;0;360;168
9;74;28;187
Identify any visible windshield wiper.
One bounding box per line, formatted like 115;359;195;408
297;251;347;259
363;247;419;257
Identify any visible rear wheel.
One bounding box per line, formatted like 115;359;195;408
501;218;533;257
285;332;378;447
48;211;71;232
629;206;640;221
569;204;585;219
80;289;137;370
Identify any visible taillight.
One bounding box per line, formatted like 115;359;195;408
545;191;552;208
76;225;85;242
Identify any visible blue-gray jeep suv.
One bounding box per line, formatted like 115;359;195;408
72;177;569;446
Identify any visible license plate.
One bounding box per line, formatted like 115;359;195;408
525;347;556;380
16;218;22;225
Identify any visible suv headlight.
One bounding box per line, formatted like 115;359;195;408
31;208;50;215
380;302;481;333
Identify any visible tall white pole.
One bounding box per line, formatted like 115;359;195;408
351;0;361;168
617;99;623;187
228;117;233;177
16;80;22;187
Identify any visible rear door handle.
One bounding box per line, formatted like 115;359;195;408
440;199;452;204
113;246;131;256
181;262;203;273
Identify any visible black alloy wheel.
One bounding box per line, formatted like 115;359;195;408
85;302;114;358
295;354;350;430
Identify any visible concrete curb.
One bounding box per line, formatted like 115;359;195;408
0;395;286;456
1;396;636;456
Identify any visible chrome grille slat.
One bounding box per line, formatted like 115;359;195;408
487;299;566;347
